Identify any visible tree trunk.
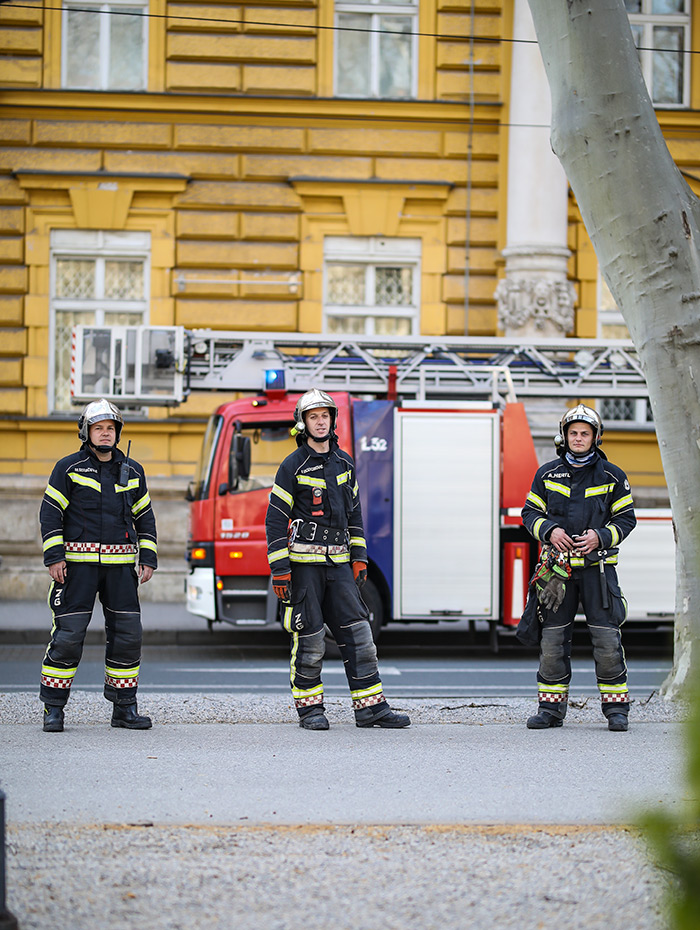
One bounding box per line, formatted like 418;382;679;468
527;0;700;696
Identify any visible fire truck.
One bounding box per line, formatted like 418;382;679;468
70;326;675;646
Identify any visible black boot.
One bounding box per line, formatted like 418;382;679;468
111;702;152;730
526;710;563;729
356;709;411;728
299;711;330;730
43;704;64;732
607;713;629;731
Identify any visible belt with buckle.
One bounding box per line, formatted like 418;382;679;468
290;520;348;547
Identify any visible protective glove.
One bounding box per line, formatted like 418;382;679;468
352;561;368;588
272;573;292;602
535;563;568;613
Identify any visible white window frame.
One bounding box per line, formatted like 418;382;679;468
323;236;421;335
62;1;149;91
49;229;151;414
626;0;690;108
334;0;418;99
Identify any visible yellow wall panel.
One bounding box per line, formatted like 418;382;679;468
26;431;79;463
34;121;172;148
166;61;242;91
0;237;23;263
104;150;240;177
0;207;24;234
0;120;31;144
243;154;373;180
0;176;26;204
0;58;42;87
0;2;43;23
167;33;315;63
175;298;298;329
375;157;469;184
444;130;500;158
241;65;316;94
308;128;441;157
438;42;500;70
177;210;240;239
0;265;27;293
176;180;300;210
0;28;42;54
437;70;501;100
27;325;48;357
22;356;46;387
175;123;304;151
465;306;498;336
23;296;47;327
242;7;316;32
447;214;499;246
444;272;496;303
0;358;21;385
0;148;101;172
0;388;25;414
421;303;447;334
0;428;25;461
177;239;298;268
0;328;27;356
167;4;242;31
241;212;299;240
0;295;22;325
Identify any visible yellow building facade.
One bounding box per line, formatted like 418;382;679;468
0;0;695;495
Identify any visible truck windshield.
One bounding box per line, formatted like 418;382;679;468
234;423;297;493
191;414;222;500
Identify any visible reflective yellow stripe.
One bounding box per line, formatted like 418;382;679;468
611;494;634;513
336;470;351;485
533;517;546;540
43;535;64;551
297;475;327;488
69;472;102;492
543;480;570;497
65;552;100;562
290;552;327;563
585;483;614;498
105;665;140;678
138;539;157;554
598;683;628;693
349;536;366;549
271;483;293;507
269;548;289;563
132;492;150;515
101;553;137;564
291;684;324;699
116;478;140;494
538;683;568;694
45;484;69;510
608;525;621;546
351;683;384;700
526;491;546;511
329;551;350;563
352;481;359;497
41;665;77;679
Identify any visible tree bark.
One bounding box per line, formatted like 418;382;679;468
527;0;700;696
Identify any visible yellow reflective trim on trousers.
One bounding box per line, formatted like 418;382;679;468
526;491;546;511
533;517;546;540
290;552;327;563
297;475;327;488
585;483;614;498
138;539;157;553
336;471;351;485
349;536;366;549
538;683;568;693
43;534;64;551
543;480;570;497
611;494;634;513
289;631;299;682
45;483;69;510
116;478;140;494
41;665;77;679
132;492;150;515
271;483;293;507
106;665;140;678
283;604;294;633
291;684;324;699
69;472;102;492
269;547;289;563
597;682;628;693
351;683;384;700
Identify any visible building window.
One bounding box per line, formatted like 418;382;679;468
50;230;150;412
335;0;417;98
625;0;690;107
324;236;421;335
62;1;148;90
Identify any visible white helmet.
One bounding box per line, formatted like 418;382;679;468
78;398;124;444
555;403;603;451
293;389;338;439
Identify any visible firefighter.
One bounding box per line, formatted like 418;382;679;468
39;399;157;732
265;389;410;730
521;404;636;731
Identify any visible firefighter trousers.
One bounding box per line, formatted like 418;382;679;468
537;563;629;720
40;562;143;707
281;560;390;725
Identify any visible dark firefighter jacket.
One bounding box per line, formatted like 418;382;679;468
521;450;636;567
265;439;368;576
40;443;157;569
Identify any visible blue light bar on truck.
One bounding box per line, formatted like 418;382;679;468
264;368;285;391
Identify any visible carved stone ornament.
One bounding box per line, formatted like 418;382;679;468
495;275;576;334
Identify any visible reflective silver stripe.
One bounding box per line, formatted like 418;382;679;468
69;472;102;492
138;539;157;553
297;475;326;488
43;535;64;551
336;470;351;485
543;480;570;497
45;484;69;509
132;492;151;515
611;494;634;513
585;483;614;498
271;483;293;507
116;478;140;494
526;491;546;511
268;547;289;563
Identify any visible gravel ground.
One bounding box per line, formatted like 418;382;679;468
5;822;670;930
0;689;686;726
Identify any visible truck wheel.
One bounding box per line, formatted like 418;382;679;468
361;579;383;643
